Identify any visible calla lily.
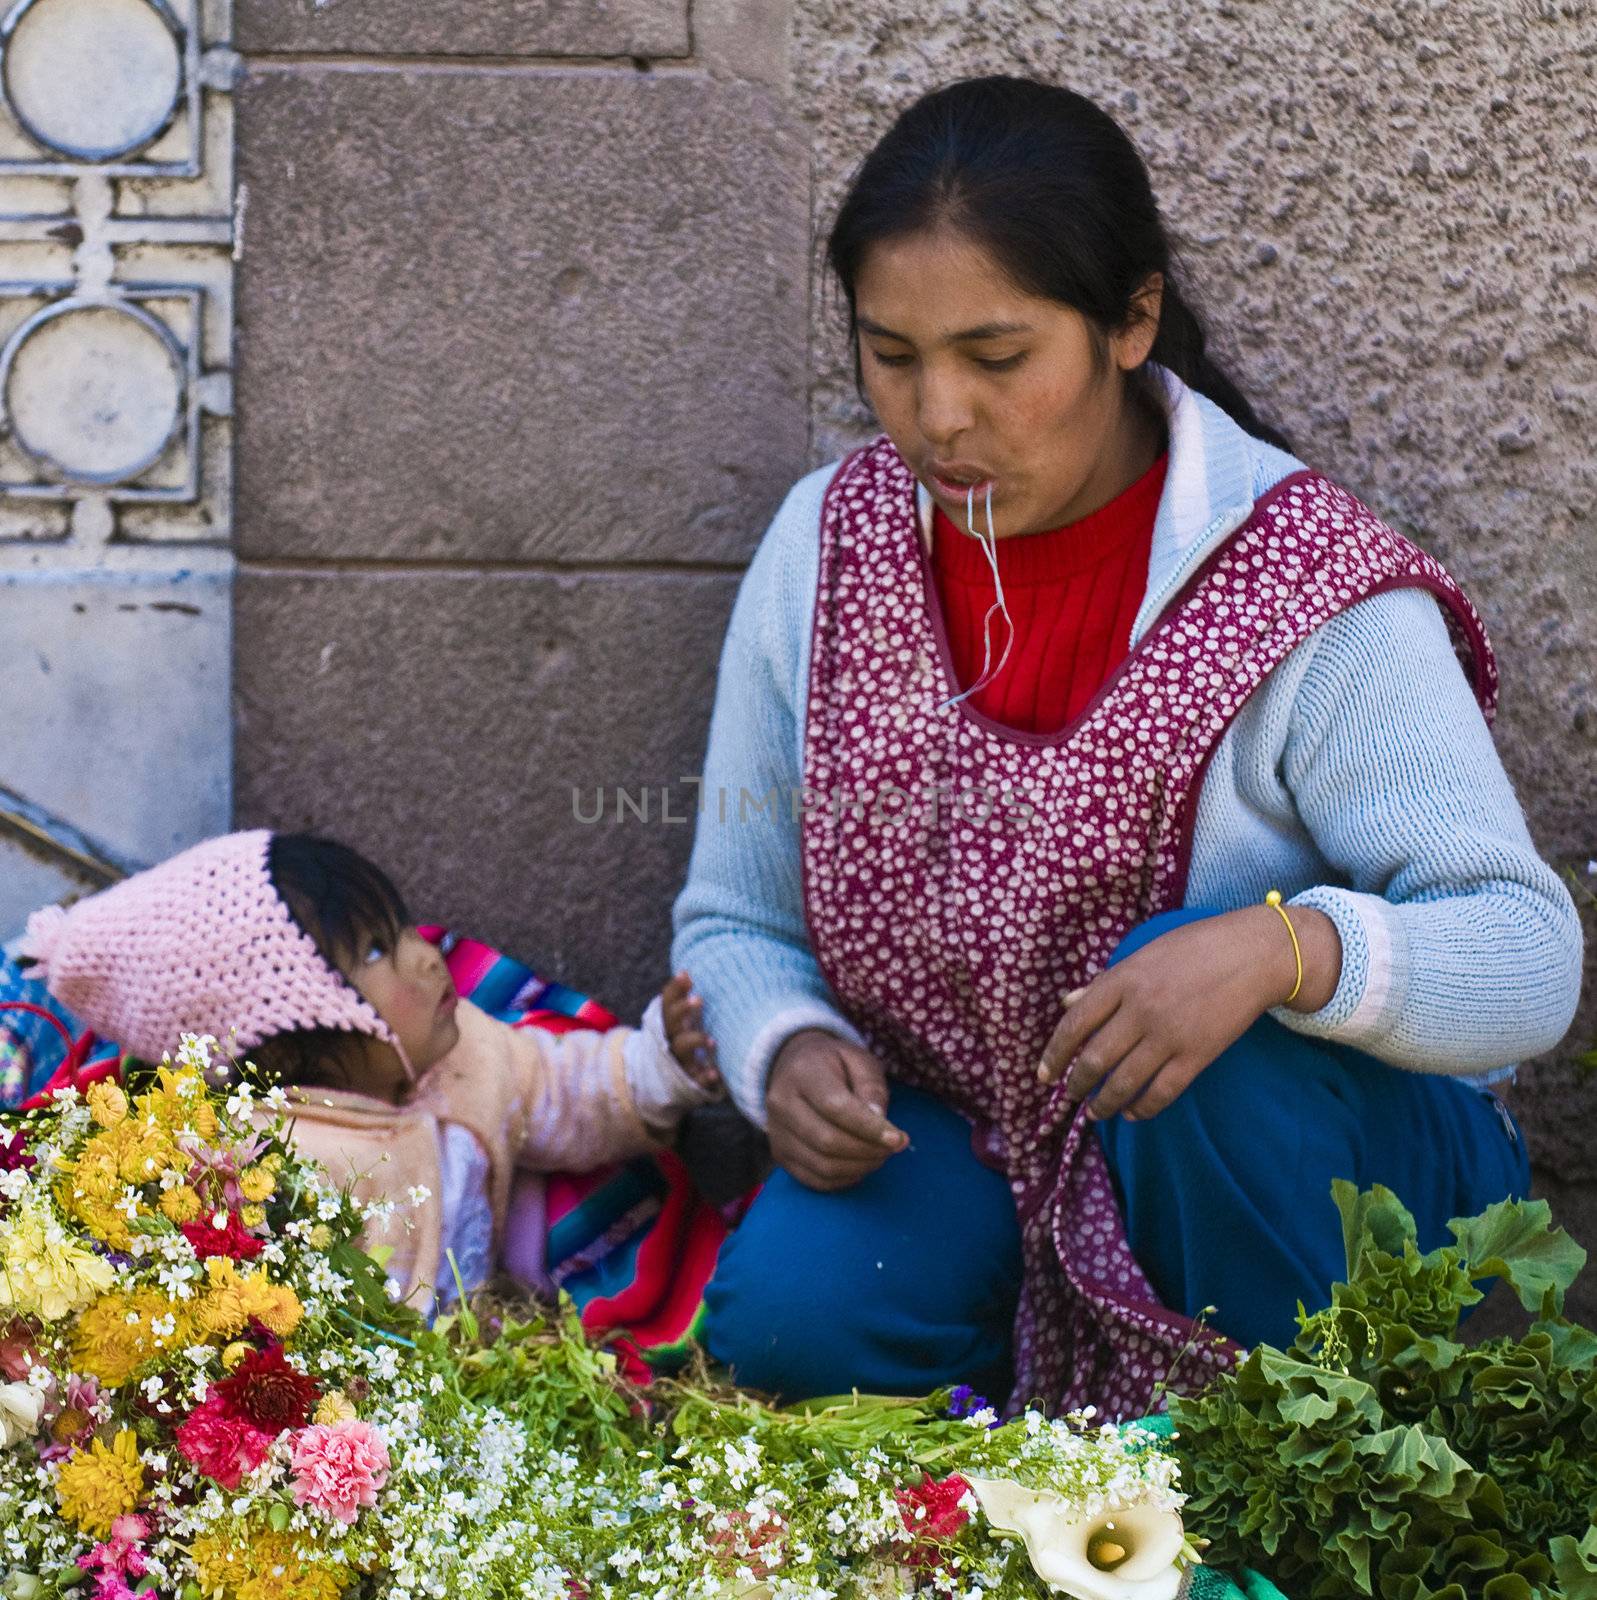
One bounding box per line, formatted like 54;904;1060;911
0;1381;43;1448
966;1477;1186;1600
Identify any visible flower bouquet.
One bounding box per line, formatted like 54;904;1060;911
0;1034;1203;1600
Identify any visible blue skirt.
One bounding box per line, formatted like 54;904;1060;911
703;909;1531;1400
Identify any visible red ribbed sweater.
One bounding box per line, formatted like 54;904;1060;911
930;453;1168;733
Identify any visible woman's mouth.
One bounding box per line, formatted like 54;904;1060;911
929;465;997;500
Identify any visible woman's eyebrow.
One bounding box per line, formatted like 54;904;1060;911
858;316;1035;344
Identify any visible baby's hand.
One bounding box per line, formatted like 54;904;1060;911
661;972;723;1095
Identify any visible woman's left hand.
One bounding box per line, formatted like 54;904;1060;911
1036;905;1341;1121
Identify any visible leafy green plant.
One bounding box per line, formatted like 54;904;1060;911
1169;1183;1597;1600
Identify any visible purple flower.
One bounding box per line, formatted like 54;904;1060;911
947;1385;989;1419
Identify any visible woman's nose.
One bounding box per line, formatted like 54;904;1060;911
916;374;973;448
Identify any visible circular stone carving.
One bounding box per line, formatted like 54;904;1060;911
2;0;182;161
3;301;184;484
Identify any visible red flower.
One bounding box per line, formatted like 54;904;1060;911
180;1210;264;1261
213;1343;319;1431
895;1473;972;1567
175;1396;274;1489
0;1319;39;1383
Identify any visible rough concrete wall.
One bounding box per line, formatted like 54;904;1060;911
230;0;809;1021
791;0;1597;1314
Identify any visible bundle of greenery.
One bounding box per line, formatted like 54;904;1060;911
1170;1182;1597;1600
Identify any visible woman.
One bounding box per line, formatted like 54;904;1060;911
672;77;1582;1416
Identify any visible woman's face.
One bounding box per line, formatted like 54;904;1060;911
853;227;1163;537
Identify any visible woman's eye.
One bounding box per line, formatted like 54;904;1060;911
975;353;1027;372
362;943;387;966
867;348;914;368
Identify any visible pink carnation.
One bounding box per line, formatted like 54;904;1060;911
79;1510;150;1600
289;1420;390;1525
175;1394;274;1489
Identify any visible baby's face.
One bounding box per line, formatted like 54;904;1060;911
346;927;461;1089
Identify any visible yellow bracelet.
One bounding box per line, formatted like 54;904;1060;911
1265;890;1303;1005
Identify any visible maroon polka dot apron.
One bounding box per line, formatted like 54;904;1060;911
799;438;1495;1418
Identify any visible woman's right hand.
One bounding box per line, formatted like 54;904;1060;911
766;1029;907;1191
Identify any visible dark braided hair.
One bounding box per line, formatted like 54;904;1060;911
826;75;1293;453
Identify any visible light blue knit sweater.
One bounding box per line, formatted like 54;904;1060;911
671;371;1583;1124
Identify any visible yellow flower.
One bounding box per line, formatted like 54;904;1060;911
222;1341;251;1371
306;1224;332;1251
73;1290;189;1388
86;1081;128;1128
56;1430;144;1537
0;1197;116;1320
160;1185;203;1224
239;1167;275;1204
196;1262;301;1343
313;1390;357;1425
135;1066;218;1141
58;1122;179;1248
240;1204;267;1230
191;1526;347;1600
238;1272;302;1340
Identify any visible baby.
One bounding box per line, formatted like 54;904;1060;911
19;830;721;1312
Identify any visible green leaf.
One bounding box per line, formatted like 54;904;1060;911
1551;1527;1597;1600
267;1500;292;1532
1449;1196;1587;1314
1335;1179;1418;1277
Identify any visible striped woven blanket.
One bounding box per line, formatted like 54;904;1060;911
419;926;736;1378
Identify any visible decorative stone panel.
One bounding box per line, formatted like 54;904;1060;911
0;0;234;938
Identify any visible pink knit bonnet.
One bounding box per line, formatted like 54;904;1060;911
18;830;410;1076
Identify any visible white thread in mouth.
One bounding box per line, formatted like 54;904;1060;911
938;480;1015;714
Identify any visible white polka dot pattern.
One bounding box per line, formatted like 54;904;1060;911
798;439;1495;1420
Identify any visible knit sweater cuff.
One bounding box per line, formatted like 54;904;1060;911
1268;886;1407;1050
623;995;719;1139
739;1003;868;1129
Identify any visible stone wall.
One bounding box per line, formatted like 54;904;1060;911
229;3;1593;1304
230;0;808;1016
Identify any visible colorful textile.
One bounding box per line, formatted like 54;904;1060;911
797;438;1495;1420
0;953;121;1107
420;927;731;1374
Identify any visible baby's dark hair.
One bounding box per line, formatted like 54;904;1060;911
268;833;409;972
251;833;411;1091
